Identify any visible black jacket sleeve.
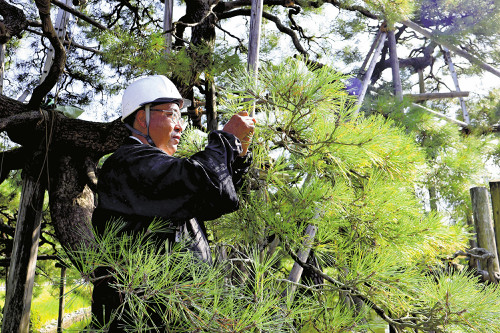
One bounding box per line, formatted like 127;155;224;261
95;130;252;224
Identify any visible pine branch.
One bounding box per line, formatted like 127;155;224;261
283;243;445;332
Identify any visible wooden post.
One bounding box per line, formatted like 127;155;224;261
443;47;470;124
488;181;500;266
205;77;218;131
2;166;45;333
56;263;67;333
0;43;5;94
387;30;402;101
470;187;500;273
247;0;263;117
163;0;173;54
418;69;425;94
282;225;317;299
358;29;381;78
356;31;387;108
405;91;470;101
412;103;468;127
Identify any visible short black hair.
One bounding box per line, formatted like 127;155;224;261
123;110;138;127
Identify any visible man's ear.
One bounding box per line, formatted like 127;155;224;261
134;109;147;129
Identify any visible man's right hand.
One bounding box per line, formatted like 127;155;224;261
222;111;256;156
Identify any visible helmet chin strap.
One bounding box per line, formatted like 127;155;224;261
124;104;157;147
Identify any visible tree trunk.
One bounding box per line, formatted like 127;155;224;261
48;152;96;260
2;157;46;333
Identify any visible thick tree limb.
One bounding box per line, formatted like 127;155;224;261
402;20;500;78
0;111;44;133
28;0;67;109
0;0;28;43
0;95;128;154
0;148;27;184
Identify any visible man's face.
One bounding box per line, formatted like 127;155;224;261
134;103;183;155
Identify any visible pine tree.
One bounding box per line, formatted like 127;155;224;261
73;59;500;332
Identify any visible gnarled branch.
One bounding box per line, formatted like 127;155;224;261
28;0;67;109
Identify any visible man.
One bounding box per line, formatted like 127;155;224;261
90;75;255;330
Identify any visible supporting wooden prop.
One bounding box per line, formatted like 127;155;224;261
405;91;470;101
282;224;317;300
387;30;402;101
0;43;5;94
418;69;425;94
163;0;174;54
247;0;263;118
2;166;45;332
358;29;382;78
411;103;468;127
205;78;218;131
470;187;500;273
56;262;67;333
356;30;387;108
443;47;470;124
489;181;500;267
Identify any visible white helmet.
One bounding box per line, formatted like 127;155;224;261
121;75;191;121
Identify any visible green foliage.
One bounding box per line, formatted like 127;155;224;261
366;94;496;223
29;309;42;333
202;58;496;331
72;220;310;332
363;0;415;25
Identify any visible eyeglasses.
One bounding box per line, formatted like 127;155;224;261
150;108;185;127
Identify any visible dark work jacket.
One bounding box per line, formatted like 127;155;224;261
92;130;252;264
